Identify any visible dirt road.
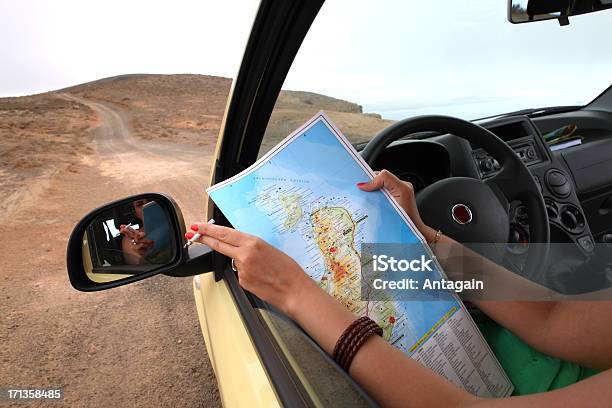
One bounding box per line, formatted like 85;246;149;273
1;95;220;407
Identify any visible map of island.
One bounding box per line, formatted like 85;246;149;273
279;193;303;229
206;112;513;397
208;113;463;350
312;206;399;338
311;206;361;306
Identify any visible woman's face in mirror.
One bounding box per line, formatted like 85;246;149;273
132;199;151;221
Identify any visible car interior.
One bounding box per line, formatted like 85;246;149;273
360;94;612;293
254;95;612;404
235;1;612;401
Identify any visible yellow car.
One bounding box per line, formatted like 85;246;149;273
67;0;612;406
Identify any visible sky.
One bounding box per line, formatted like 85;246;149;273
1;0;611;119
0;0;260;96
284;0;612;119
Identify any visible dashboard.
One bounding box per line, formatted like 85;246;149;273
363;101;612;292
370;140;450;191
470;120;546;179
368;114;601;264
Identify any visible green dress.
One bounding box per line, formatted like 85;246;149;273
478;321;599;395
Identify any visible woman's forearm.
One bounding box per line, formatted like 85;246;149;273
422;229;565;355
286;277;356;353
287;277;477;407
420;226;612;369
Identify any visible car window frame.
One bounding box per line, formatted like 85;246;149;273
210;0;378;405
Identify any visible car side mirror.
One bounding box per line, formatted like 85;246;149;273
66;193;214;291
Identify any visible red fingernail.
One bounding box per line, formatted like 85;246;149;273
185;232;194;239
357;182;367;186
190;224;200;232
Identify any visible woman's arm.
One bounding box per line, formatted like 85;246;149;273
471;299;612;370
287;266;476;407
432;229;612;370
471;370;612;407
359;171;612;370
192;222;478;407
416;223;612;369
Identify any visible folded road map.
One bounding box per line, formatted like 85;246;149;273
206;112;513;397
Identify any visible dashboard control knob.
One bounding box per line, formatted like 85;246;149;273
526;148;536;159
561;210;578;230
480;158;493;172
559;204;585;233
544;198;558;219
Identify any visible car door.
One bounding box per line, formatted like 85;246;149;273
196;0;376;406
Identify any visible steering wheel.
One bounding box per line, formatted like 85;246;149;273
361;115;549;282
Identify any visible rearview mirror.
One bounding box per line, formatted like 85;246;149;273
67;193;214;291
508;0;612;25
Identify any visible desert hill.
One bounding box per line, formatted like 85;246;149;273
62;74;393;150
264;88;392;154
1;74;392;211
63;74;232;144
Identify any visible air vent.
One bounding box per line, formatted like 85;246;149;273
545;169;571;198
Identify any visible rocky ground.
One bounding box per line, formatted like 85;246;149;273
1;91;220;407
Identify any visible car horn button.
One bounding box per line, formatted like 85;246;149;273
451;204;473;225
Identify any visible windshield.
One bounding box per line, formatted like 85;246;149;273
278;0;612;121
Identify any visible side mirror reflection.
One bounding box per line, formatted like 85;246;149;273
83;198;176;283
67;193;215;291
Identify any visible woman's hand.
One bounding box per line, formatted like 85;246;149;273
120;225;153;265
357;170;436;242
187;223;314;316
